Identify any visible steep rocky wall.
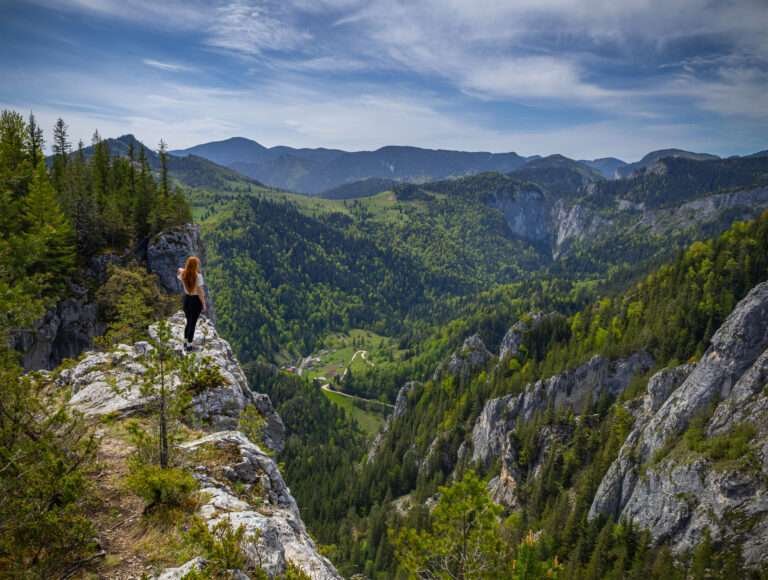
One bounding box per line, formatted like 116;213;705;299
589;281;768;567
147;223;216;323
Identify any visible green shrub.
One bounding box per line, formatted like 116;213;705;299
182;355;225;396
125;463;198;510
95;263;176;348
184;518;266;579
698;424;757;463
239;405;266;446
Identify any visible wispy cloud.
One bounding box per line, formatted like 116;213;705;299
205;1;311;56
9;0;768;157
142;59;195;72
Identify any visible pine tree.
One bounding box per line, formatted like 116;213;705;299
24;112;44;168
51;117;70;192
22;160;75;283
159;138;169;198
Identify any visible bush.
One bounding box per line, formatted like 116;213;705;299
95;263;176;348
125;463;198;510
238;405;266;446
184;518;266;579
182;355;225;396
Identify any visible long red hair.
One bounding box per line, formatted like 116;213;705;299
182;256;200;293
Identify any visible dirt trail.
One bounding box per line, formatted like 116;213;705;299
77;428;178;579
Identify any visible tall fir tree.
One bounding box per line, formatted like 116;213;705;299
24;112;44;168
51;117;70;192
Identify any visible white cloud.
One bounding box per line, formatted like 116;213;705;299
142;59;195;72
6;66;760;162
205;1;311;56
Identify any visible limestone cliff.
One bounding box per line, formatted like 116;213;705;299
59;313;339;578
589;281;768;567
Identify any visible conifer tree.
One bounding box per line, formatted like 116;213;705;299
24;112;44;168
159;138;169;198
22;159;75;283
51;117;70;191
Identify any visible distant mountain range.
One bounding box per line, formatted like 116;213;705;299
171;136;748;195
61;134;267;193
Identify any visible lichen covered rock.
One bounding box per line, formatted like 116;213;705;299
180;431;340;579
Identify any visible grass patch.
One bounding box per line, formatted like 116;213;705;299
321;388;386;436
303;328;406;383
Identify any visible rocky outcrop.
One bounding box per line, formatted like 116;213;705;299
589;281;768;567
434;334;493;382
639;186;768;236
147;223;216;322
499;313;542;361
13;285;104;371
470;352;653;469
552;201;611;258
63;313;334;577
178;431;340;579
368;381;417;463
61;312;284;451
488;188;551;243
15;223;217;371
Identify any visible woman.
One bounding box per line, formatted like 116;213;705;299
177;256;207;350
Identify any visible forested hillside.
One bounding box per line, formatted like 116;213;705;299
317;210;768;578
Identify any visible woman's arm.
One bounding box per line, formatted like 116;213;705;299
198;285;207;312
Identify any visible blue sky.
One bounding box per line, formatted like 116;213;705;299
1;0;767;160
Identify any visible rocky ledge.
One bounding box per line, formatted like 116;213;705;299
174;431;339;579
61;312;284;451
59;313;337;578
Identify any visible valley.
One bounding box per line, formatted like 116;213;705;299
7;2;768;577
4;111;768;579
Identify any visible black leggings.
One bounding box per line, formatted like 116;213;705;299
182;294;203;343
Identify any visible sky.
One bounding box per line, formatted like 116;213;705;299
1;0;767;161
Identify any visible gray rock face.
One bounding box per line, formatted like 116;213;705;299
471;352;654;468
644;364;695;415
488;188;551;243
62;312;284;453
147;223;216;322
393;381;415;420
641;186;768;236
156;557;205;579
13;290;104;371
434;334;493;382
499;312;544;361
589;281;768;567
179;431;340;579
367;381;417;463
552;201;611;258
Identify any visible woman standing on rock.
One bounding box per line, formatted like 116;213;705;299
177;256;207;350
